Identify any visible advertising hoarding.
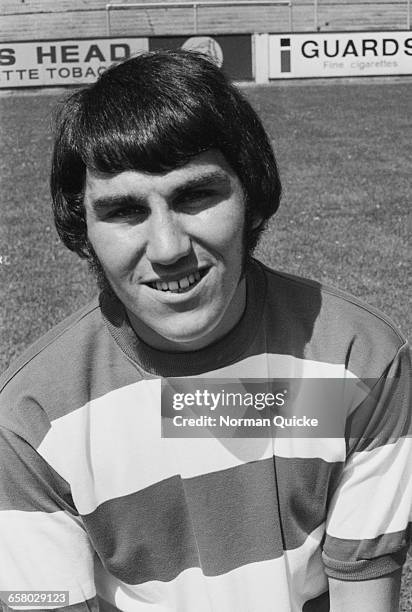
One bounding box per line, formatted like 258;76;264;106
268;31;412;79
0;38;148;88
149;35;253;81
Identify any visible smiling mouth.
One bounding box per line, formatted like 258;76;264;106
147;268;209;293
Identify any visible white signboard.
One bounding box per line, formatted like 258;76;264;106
0;38;149;88
269;31;412;79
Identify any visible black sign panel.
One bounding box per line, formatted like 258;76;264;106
149;34;253;81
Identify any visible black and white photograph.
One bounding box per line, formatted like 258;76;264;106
0;1;411;611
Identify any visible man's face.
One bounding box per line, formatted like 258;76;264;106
84;150;247;351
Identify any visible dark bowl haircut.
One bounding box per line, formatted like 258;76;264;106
50;49;282;261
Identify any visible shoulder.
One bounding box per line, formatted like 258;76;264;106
1;299;101;387
253;259;408;378
0;297;134;443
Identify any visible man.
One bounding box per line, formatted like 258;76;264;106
0;50;410;612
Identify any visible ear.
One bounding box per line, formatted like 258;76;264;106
251;214;264;230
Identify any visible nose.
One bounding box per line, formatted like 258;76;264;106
145;208;191;265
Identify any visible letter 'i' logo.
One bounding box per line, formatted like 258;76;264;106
280;38;291;72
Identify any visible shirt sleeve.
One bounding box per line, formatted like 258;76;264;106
322;342;412;581
0;425;98;610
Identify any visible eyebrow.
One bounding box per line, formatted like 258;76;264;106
171;170;231;199
91;194;143;213
90;169;231;212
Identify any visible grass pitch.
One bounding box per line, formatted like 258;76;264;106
0;79;411;606
1;80;410;372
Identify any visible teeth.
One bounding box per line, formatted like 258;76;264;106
151;269;206;292
179;277;190;289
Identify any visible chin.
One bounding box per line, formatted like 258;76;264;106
161;327;213;346
158;318;222;349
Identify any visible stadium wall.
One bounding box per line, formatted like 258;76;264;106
0;0;411;41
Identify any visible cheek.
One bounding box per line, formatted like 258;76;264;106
87;225;140;276
197;200;245;251
220;211;245;263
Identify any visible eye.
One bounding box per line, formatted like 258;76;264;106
104;205;148;222
174;189;218;212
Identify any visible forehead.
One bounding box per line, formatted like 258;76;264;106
84;150;240;202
